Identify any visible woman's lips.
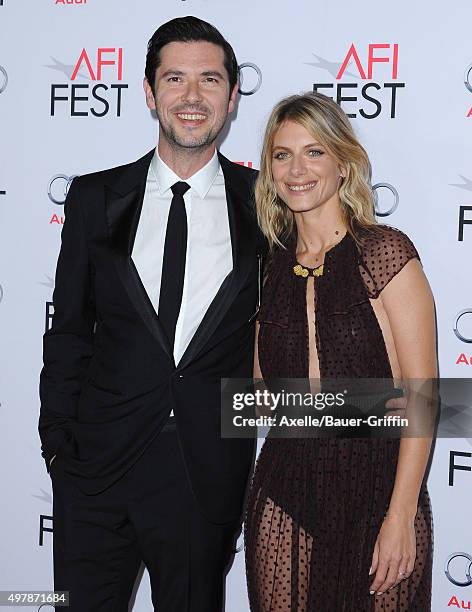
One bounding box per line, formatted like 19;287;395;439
286;181;318;192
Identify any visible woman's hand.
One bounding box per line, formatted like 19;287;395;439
369;512;416;595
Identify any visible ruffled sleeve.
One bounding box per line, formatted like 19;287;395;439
358;226;420;299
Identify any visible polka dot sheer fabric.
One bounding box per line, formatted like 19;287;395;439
244;226;433;611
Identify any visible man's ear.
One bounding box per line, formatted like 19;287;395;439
143;77;156;111
227;81;239;114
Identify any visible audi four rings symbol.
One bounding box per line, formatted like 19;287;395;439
372;183;399;217
0;65;7;94
465;63;472;94
445;552;472;587
454;310;472;344
48;174;79;205
238;63;262;96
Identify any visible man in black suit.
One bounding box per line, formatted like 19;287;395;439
39;16;263;611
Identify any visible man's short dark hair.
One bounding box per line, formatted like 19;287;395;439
145;16;239;95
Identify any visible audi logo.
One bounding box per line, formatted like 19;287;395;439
465;63;472;94
454;309;472;344
372;182;399;217
238;62;262;96
445;552;472;587
0;65;7;94
47;174;79;205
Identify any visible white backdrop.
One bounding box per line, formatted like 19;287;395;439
0;1;471;610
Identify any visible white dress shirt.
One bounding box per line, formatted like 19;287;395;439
132;149;233;366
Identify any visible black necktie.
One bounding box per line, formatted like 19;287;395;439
158;181;191;352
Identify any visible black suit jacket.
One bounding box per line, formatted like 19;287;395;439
39;149;265;523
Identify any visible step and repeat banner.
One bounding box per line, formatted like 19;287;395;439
0;1;471;610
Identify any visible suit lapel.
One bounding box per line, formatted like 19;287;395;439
177;154;257;370
105;149;172;360
104;150;257;368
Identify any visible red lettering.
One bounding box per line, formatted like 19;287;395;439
367;44;390;79
392;43;399;79
337;43;399;80
337;44;366;80
448;596;460;608
118;47;123;81
456;353;471;365
50;214;65;225
71;48;122;81
467;106;472;118
71;49;96;81
97;48;122;81
234;161;253;168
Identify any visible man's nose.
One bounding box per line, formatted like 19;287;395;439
182;80;202;104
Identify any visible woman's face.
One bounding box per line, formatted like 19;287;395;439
271;120;344;214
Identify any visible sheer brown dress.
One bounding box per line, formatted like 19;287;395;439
244;226;433;611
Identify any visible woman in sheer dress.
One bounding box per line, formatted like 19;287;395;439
244;92;436;611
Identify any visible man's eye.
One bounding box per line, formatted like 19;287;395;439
168;76;181;82
205;77;218;83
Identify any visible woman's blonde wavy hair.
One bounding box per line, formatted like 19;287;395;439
255;92;378;249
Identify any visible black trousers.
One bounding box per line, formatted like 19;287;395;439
51;430;240;611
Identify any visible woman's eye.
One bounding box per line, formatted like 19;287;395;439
308;149;323;157
273;151;289;160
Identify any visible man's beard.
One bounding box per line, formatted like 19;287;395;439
156;105;224;152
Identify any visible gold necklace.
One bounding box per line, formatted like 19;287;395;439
293;230;343;278
293;263;324;278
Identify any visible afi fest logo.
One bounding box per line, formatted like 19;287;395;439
49;48;127;117
465;62;472;117
310;43;404;119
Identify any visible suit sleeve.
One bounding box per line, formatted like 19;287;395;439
39;177;96;472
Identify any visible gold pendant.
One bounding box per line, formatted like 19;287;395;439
293;264;309;278
293;263;324;277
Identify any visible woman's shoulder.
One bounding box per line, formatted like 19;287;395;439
358;224;418;257
357;224;420;298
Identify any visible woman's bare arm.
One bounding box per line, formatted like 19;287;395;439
369;258;437;595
